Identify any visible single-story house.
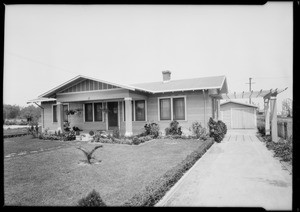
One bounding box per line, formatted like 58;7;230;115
28;71;228;136
220;100;258;129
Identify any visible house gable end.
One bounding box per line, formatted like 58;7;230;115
59;79;121;94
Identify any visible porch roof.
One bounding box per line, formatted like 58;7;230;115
27;97;56;104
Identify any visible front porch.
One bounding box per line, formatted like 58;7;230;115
51;97;139;137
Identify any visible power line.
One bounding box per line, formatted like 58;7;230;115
6;51;82;76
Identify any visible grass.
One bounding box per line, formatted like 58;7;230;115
3;127;29;137
4;136;210;206
4;135;73;156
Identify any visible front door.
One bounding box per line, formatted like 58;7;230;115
107;102;118;129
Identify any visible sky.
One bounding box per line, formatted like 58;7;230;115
4;3;293;112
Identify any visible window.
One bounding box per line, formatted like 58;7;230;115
160;98;171;120
94;103;103;122
63;105;69;122
135;100;146;121
159;96;186;121
84;103;93;122
173;98;185;120
53;105;57;122
124;101;134;121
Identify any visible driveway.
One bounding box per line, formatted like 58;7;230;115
156;130;292;210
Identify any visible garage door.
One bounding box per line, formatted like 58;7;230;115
231;108;255;129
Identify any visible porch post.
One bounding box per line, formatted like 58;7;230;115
264;99;270;136
270;96;278;142
124;97;133;137
56;102;64;132
217;99;221;120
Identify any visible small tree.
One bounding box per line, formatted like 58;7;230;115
282;98;292;117
76;145;103;164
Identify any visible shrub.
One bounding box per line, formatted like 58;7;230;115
89;130;95;136
257;125;265;136
78;189;106;207
28;124;39;138
62;131;76;141
208;118;227;143
113;128;120;138
165;121;182;136
63;121;71;132
191;121;207;139
265;138;292;164
143;122;160;138
132;136;141;145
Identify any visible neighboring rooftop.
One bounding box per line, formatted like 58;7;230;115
220;100;258;108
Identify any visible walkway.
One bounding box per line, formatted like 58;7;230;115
156;130;292;210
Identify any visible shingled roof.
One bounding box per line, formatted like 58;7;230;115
131;75;228;93
38;74;228;98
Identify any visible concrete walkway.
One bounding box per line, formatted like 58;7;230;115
156;130;292;210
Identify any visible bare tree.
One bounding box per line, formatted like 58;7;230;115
76;145;103;164
282;98;292;117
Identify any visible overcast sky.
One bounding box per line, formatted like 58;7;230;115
4;3;293;112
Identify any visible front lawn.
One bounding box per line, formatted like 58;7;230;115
4;135;75;156
4;137;212;206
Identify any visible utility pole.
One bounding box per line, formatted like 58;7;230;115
246;77;255;104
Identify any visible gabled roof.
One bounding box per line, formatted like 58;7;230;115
39;75;137;98
220;100;258;108
39;74;228;98
131;75;228;94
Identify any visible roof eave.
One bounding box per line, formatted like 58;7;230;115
39;75;137;98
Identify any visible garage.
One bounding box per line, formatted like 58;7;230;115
220;100;258;129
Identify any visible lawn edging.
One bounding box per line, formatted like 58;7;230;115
122;138;215;207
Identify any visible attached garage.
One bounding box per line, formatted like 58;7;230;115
220;100;258;129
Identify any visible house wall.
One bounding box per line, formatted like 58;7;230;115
143;90;213;135
41;102;59;132
220;102;256;129
42;90;215;135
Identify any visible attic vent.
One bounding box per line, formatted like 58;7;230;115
162;70;171;83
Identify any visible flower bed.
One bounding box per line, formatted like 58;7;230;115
257;133;293;165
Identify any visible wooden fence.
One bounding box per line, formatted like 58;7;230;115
277;119;293;140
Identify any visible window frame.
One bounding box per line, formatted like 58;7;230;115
94;102;104;122
83;103;93;122
135;100;147;122
52;104;58;123
123;99;147;122
159;98;172;121
158;96;187;121
63;103;69;122
172;97;186;121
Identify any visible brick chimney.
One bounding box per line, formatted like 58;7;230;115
162;70;171;83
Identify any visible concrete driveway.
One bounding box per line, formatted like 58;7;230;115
156;130;292;210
